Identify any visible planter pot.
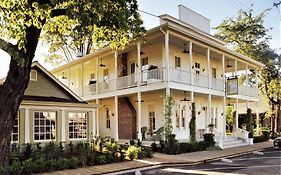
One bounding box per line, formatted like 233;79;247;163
248;138;253;145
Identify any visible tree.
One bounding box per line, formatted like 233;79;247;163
214;7;281;135
0;0;144;169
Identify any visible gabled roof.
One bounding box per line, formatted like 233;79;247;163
31;61;84;102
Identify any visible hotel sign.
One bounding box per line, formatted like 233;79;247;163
226;77;238;95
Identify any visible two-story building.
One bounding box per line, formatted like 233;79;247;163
52;5;263;148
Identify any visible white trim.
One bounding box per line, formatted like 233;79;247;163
61;110;66;142
24;108;30;143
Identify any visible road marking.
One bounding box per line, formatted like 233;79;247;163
162;168;246;175
232;157;281;161
200;164;281;171
221;158;233;163
253;151;264;155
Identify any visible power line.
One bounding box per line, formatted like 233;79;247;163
137;9;159;18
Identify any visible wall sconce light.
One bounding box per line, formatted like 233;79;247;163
192;66;194;69
140;51;145;55
197;111;201;115
221;74;223;77
111;113;115;117
221;113;224;116
183;43;189;54
202;107;206;111
202;68;205;72
62;72;67;79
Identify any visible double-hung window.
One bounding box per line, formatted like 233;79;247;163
34;111;56;141
69;112;87;139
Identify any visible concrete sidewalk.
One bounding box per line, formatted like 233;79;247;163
40;141;272;175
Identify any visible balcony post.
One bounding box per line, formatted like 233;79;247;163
96;99;100;136
165;31;170;94
80;63;83;97
91;109;96;139
114;50;118;90
222;54;226;138
208;94;212;129
114;96;119;141
137;41;141;87
235;98;239;136
207;48;211;89
137;92;142;141
96;58;99;94
61;110;66;142
189;41;193;86
246;64;249;96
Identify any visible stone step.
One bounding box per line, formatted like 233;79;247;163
222;138;248;149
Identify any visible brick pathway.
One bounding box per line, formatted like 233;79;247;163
40;141;272;175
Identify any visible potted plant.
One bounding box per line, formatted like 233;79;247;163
208;124;215;133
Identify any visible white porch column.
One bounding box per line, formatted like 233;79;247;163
165;31;170;94
80;63;84;97
61;110;66;142
114;50;118;90
208;94;212;128
222;54;226;138
96;58;99;94
256;101;260;130
114;96;119;141
96;99;100;136
92;109;96;139
137;42;141;87
235;98;239;134
137;92;142;141
24;108;30;143
246;64;249;96
207;48;211;89
189;41;193;86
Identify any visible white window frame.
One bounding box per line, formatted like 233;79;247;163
33;111;56;142
11;111;19;142
68;112;88;140
181;106;186;128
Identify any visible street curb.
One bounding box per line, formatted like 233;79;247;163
104;144;272;174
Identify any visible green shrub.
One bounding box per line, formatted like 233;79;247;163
253;130;270;143
164;134;180;155
129;139;135;146
126;145;142;160
151;142;158;152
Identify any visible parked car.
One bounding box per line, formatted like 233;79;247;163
273;137;281;148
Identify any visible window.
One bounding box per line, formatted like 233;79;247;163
12;111;19;142
34;111;56;141
175;106;179;128
212;68;217;78
175;56;181;69
90;73;95;79
142;57;148;66
181;106;186;128
195;63;200;75
106;109;111;129
30;70;37;81
149;111;155;131
69;112;87;139
130;62;135;74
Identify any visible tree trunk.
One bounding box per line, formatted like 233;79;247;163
0;25;42;172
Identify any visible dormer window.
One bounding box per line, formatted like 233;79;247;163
30;70;37;81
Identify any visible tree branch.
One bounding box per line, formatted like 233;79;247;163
0;38;19;57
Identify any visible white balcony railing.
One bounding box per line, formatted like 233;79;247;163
83;84;96;96
141;68;164;85
170;68;191;85
211;78;224;91
117;74;138;90
238;84;247;96
98;79;115;93
193;73;209;88
236;128;249;142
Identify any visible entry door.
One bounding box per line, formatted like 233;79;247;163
149;111;155;134
129;62;136;86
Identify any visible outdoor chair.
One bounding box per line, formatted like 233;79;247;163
141;126;147;140
151;126;164;141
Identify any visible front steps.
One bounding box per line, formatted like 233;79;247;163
222;135;249;149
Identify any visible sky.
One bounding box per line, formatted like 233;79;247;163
0;0;280;78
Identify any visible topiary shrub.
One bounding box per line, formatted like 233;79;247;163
189;102;196;142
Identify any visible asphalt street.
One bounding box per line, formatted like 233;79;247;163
121;147;281;175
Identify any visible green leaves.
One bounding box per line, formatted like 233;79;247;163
0;0;145;64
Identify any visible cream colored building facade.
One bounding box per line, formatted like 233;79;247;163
52;7;263;148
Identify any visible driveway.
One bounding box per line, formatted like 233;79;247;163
121;147;281;175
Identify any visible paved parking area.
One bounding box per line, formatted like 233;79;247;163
122;147;281;175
